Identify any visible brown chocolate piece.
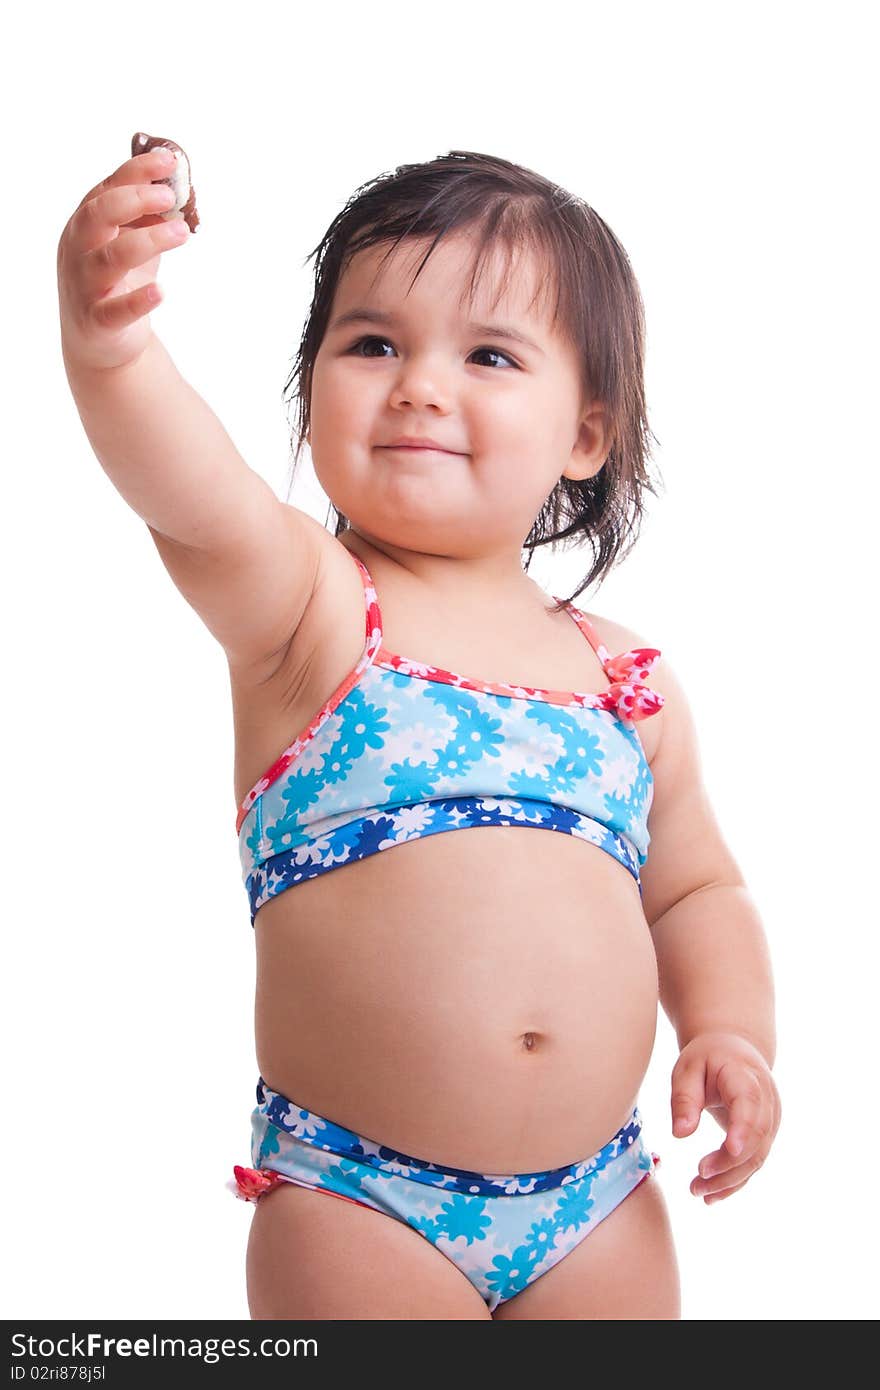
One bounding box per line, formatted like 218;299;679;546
131;131;200;233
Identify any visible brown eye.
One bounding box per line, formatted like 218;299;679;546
349;336;394;357
471;347;517;369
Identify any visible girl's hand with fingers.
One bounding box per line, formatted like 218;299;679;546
670;1031;781;1204
57;148;192;374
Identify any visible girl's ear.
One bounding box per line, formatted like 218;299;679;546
563;400;611;482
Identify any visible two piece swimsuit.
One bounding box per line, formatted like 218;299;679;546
230;549;665;1313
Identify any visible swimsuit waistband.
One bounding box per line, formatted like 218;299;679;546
251;1076;648;1197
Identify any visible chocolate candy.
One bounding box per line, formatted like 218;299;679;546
131;131;200;233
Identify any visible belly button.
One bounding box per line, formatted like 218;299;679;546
521;1031;540;1052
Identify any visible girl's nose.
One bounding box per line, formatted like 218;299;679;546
388;359;456;412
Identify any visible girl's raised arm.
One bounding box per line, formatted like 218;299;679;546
57;145;322;671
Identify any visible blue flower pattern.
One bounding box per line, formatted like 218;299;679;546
236;555;661;927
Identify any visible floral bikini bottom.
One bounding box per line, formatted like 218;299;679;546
231;1077;661;1314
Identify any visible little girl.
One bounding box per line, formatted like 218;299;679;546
57;143;781;1320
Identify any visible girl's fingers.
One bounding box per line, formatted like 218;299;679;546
89;283;162;332
84;211;189;298
77;149;176;212
58;150;185;370
696;1124;759;1180
691;1152;765;1199
78;181;180;251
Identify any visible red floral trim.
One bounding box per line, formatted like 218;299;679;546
231;1165;375;1211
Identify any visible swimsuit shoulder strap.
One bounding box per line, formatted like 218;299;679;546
551;595;613;669
347;551;384;661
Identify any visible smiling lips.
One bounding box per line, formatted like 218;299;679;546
381;436;463;452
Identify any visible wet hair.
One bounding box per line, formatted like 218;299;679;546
282;150;663;610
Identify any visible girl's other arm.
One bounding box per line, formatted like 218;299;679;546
637;651;780;1198
638;654;776;1067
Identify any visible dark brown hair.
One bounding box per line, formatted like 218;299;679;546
282;150;663;610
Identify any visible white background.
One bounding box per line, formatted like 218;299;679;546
3;0;876;1321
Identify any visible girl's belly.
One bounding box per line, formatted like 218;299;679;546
254;826;660;1173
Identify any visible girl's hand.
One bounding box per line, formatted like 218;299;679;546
57;148;191;373
670;1031;781;1203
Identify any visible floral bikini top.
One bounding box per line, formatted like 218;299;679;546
236;552;665;926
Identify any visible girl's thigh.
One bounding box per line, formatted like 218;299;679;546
246;1182;493;1320
492;1172;681;1320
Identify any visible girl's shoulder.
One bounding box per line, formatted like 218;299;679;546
587;614;742;927
579;608;655;660
577;607;668;691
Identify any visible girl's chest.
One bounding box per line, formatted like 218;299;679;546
230;540;661;813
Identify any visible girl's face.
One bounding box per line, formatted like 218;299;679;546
308;233;609;571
